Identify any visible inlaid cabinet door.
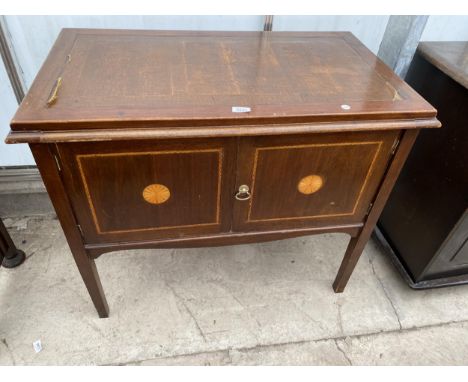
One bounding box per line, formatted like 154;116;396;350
57;138;236;244
233;131;400;232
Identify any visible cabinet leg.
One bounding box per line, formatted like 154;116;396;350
333;235;368;293
30;143;109;318
2;248;26;268
1;218;26;268
71;248;109;318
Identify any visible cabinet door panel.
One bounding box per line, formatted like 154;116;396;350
233;131;399;231
57;138;236;244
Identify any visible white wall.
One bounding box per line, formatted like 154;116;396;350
273;15;391;54
0;59;34;166
421;15;468;41
4;15;265;88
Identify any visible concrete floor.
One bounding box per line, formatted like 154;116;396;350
1;215;468;365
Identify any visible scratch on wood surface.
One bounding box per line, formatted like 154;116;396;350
220;42;241;95
169;68;174;96
182;41;189;92
267;45;280;67
385;81;402;101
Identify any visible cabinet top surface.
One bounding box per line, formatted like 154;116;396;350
418;41;468;90
11;29;437;131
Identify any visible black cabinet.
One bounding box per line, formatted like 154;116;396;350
378;41;468;287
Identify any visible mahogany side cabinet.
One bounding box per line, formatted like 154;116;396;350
6;29;440;317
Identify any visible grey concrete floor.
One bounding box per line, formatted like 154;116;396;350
1;215;468;365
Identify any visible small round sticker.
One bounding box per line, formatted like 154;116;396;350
341;104;351;110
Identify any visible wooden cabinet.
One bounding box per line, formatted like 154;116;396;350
6;29;440;317
378;42;468;287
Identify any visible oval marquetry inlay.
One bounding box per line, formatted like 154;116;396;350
142;184;170;205
297;175;324;195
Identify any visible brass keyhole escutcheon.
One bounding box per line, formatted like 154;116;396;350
142;184;170;205
297;175;324;195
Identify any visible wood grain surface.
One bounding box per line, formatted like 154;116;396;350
10;29;437;131
56;138;237;244
233;130;399;232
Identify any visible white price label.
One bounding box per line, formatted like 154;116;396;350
33;339;42;353
232;106;251;113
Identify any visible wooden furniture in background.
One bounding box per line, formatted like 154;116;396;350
0;218;25;268
378;41;467;288
6;29;440;317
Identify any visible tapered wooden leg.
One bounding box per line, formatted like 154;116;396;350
30;143;109;318
71;247;109;318
333;233;369;292
333;129;421;292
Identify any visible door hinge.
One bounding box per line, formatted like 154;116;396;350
53;154;62;172
77;224;84;237
366;202;374;216
391;138;400;155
